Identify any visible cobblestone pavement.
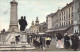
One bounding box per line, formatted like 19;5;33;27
34;38;80;51
0;38;80;52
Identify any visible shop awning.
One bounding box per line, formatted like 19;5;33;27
46;26;72;33
45;29;53;32
53;27;69;32
38;33;45;34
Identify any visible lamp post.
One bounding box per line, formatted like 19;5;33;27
36;30;38;39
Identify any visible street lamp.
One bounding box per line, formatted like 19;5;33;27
36;30;38;39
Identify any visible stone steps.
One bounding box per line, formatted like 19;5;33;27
0;47;35;51
0;44;36;51
0;44;35;51
0;44;33;47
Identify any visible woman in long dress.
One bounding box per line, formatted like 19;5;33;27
56;33;64;49
79;35;80;48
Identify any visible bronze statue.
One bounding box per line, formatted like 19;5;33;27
19;16;28;31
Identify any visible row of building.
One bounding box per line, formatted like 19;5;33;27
46;1;74;35
29;1;74;35
29;0;80;36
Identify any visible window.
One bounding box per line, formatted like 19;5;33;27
72;6;73;11
62;12;63;21
69;21;70;25
71;20;73;24
64;16;65;20
62;22;63;26
60;13;61;21
72;13;73;17
69;8;70;12
72;6;73;17
66;10;67;19
66;21;67;25
69;8;70;18
60;23;61;26
64;11;65;20
34;30;35;33
64;22;65;26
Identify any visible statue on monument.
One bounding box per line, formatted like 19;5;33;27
19;16;28;31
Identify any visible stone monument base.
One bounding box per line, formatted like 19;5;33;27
0;31;35;51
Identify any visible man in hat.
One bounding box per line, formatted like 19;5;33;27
64;33;70;49
71;33;79;51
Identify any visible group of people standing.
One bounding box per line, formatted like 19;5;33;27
71;33;80;51
33;36;51;50
56;33;80;51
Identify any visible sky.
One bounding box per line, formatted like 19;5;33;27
0;0;72;31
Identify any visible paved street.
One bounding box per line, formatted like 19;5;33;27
0;38;80;52
34;38;80;51
0;38;80;51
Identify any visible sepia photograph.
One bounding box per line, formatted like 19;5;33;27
0;0;80;52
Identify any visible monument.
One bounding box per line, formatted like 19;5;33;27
73;0;80;33
8;0;19;32
0;0;35;50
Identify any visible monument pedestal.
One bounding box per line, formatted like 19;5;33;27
0;31;35;51
20;31;27;43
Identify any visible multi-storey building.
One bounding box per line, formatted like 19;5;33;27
73;0;80;33
46;1;73;35
29;17;47;34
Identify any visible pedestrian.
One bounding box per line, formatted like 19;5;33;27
64;33;70;49
30;36;32;42
71;34;79;51
78;35;80;48
39;36;43;48
41;37;45;50
15;35;20;44
27;36;31;45
45;36;51;48
56;33;64;49
33;38;37;47
35;39;40;48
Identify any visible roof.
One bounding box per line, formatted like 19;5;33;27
40;22;47;26
47;13;55;18
46;1;73;18
61;1;73;11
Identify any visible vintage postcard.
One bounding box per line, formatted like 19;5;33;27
0;0;80;52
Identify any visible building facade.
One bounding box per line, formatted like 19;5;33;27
46;1;73;35
46;13;54;29
29;17;40;34
73;0;80;33
29;17;47;34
